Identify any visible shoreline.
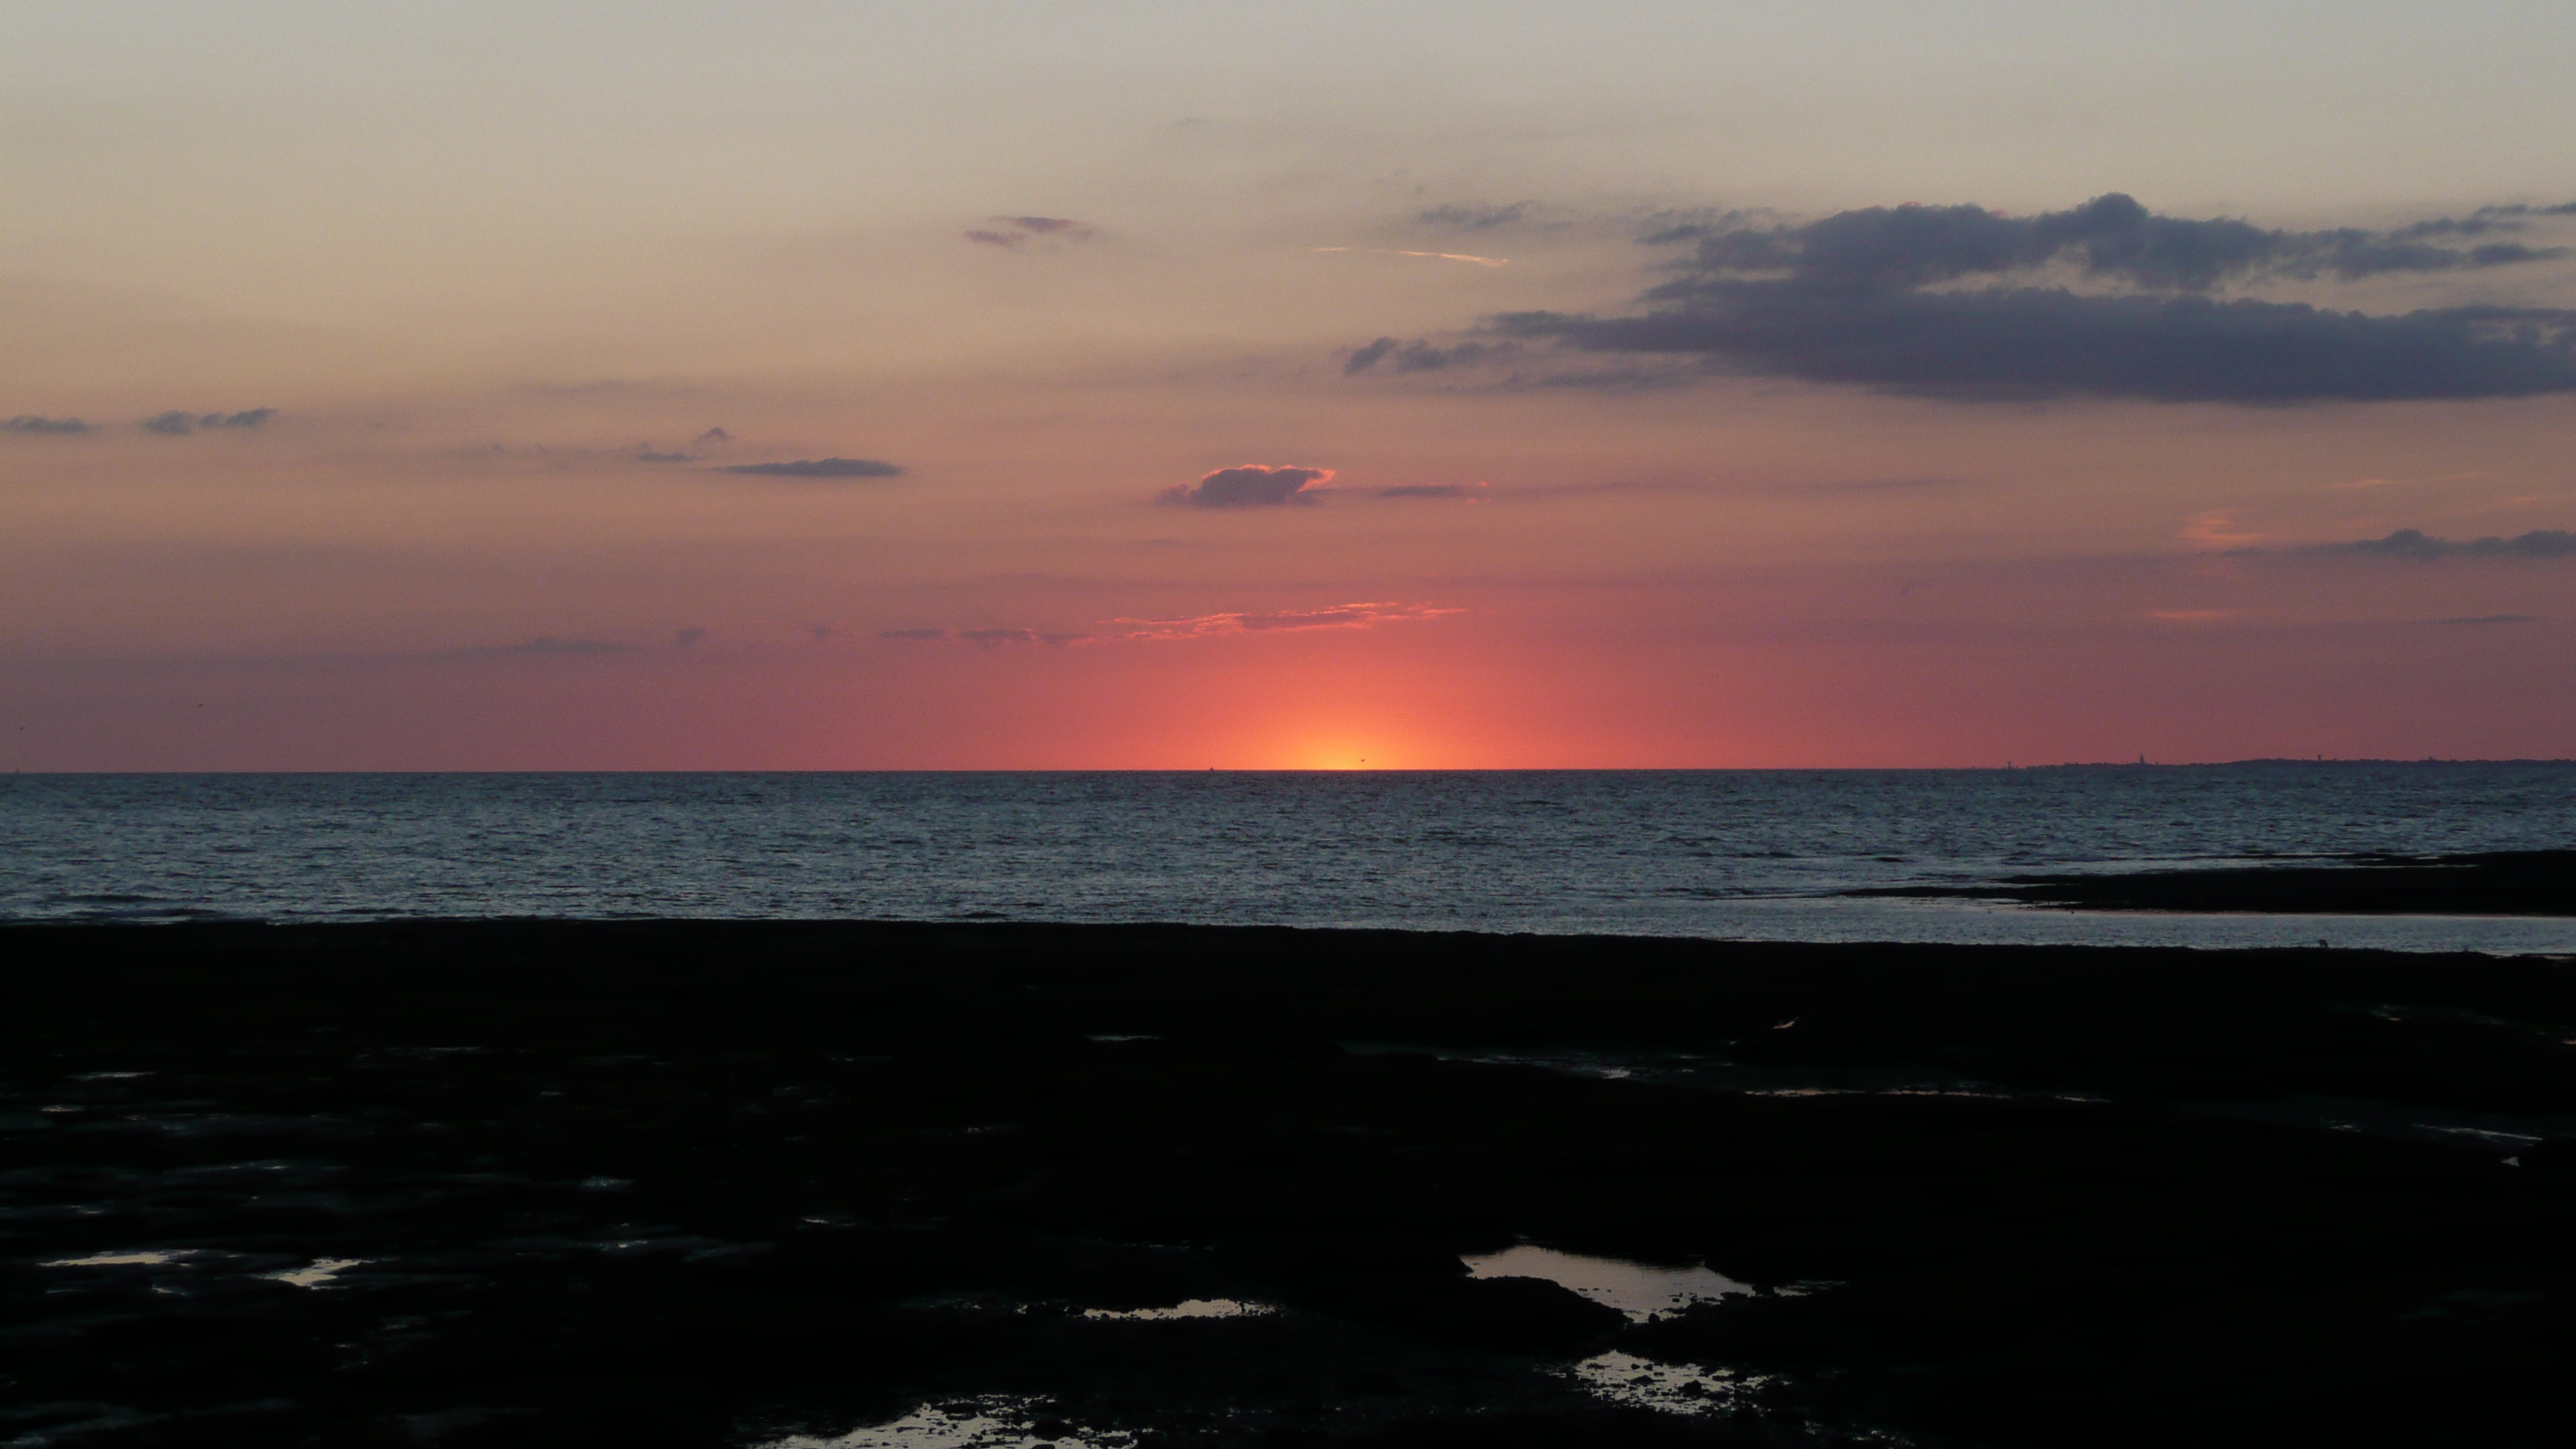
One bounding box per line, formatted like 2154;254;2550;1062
8;921;2574;1447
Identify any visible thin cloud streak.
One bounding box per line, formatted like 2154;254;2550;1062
1312;247;1508;267
1108;601;1461;640
719;457;905;478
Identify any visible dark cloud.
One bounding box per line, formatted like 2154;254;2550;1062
1501;290;2576;405
2321;528;2576;560
2;415;92;434
140;408;278;435
719;457;905;478
635;448;692;463
1158;464;1334;509
966;216;1094;248
1426;194;2576;404
1417;202;1531;231
1343;337;1509;376
1653;194;2568;293
879;628;948;641
694;426;733;445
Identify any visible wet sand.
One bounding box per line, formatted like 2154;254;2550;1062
6;920;2575;1447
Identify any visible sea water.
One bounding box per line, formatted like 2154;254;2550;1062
1;765;2569;951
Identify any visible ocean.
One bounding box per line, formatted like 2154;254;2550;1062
2;765;2570;951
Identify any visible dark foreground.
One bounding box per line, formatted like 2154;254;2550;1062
6;923;2576;1448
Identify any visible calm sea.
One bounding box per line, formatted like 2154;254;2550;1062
2;766;2570;951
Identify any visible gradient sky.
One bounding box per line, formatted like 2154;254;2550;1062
6;1;2574;769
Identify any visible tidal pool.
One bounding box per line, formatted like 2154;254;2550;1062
1460;1244;1752;1321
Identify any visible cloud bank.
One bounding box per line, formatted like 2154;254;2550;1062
140;409;277;434
720;457;904;478
3;415;94;434
1158;464;1334;508
1462;194;2576;403
2321;528;2576;560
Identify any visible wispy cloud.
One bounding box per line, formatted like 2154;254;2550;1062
1416;202;1533;231
1312;247;1507;267
967;215;1095;248
956;628;1093;648
719;457;904;478
141;409;277;435
882;601;1460;649
1343;337;1513;376
1377;481;1491;500
431;636;633;660
1108;601;1460;640
2181;510;2262;548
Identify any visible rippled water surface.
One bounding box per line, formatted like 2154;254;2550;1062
2;766;2570;949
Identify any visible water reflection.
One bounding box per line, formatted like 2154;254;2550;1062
1460;1244;1750;1321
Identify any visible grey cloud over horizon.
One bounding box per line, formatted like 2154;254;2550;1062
719;457;904;478
1431;194;2576;403
1158;464;1334;508
432;636;634;660
141;409;278;435
2316;527;2576;560
3;415;94;434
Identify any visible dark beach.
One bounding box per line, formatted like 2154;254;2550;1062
8;920;2575;1447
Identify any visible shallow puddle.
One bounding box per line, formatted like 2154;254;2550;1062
1568;1349;1754;1416
1460;1244;1751;1321
1078;1298;1273;1321
262;1257;366;1288
43;1250;190;1268
759;1396;1134;1447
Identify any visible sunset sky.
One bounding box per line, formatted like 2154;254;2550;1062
6;1;2574;769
